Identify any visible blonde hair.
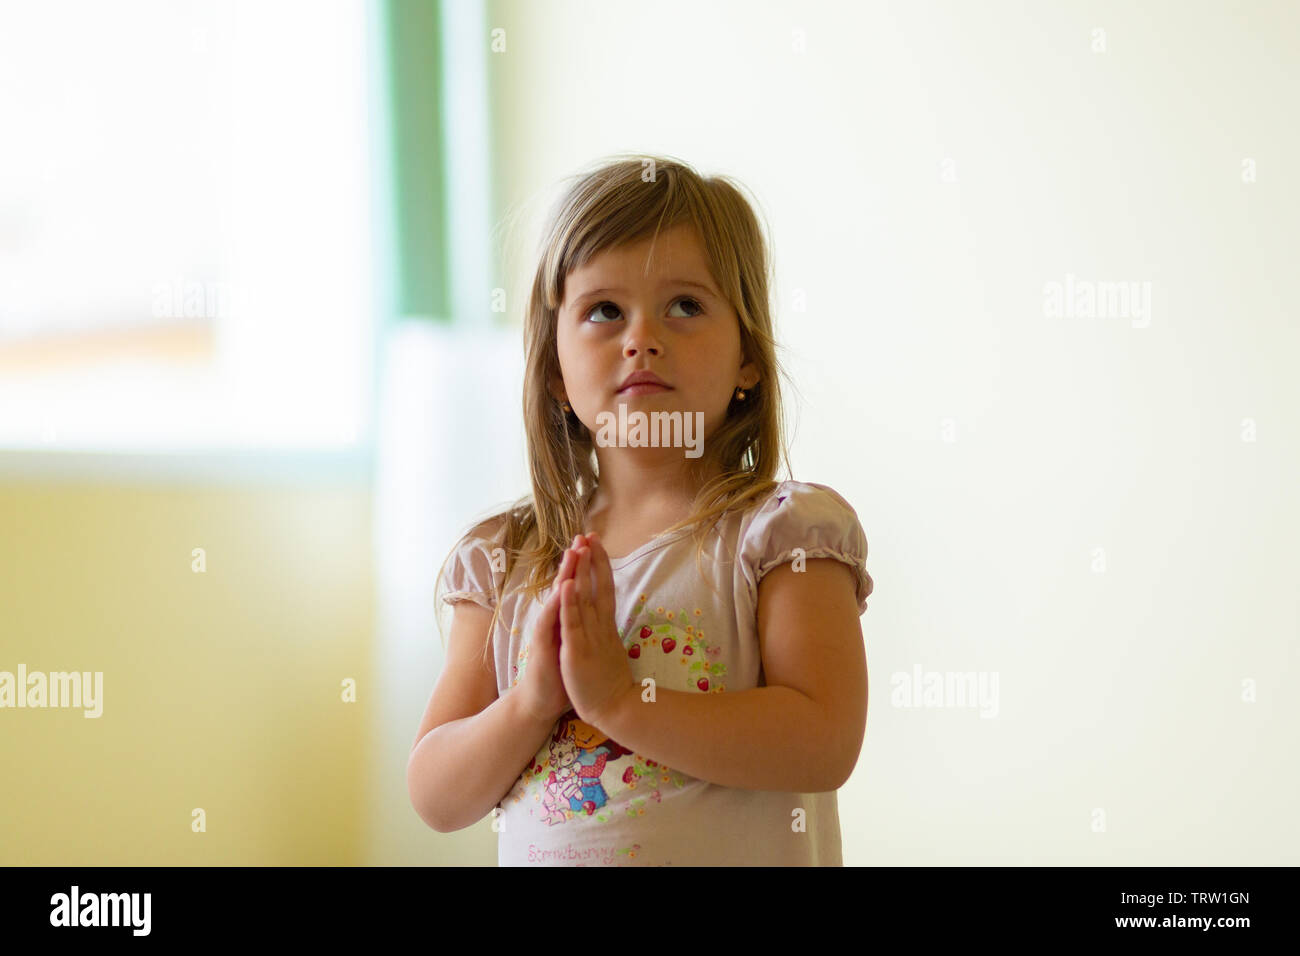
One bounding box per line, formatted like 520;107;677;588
435;153;795;665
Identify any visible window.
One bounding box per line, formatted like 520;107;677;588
0;0;376;453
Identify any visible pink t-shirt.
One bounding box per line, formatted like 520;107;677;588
437;479;873;866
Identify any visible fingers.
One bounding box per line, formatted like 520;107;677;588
559;578;588;652
541;544;579;631
535;584;562;648
554;535;610;647
556;543;578;583
540;543;579;625
574;547;602;639
539;541;589;651
586;533;616;626
575;547;594;607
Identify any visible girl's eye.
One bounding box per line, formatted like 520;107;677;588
670;297;705;318
585;301;622;323
583;297;704;323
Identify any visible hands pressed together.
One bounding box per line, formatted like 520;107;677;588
515;532;637;730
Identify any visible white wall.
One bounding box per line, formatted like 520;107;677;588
466;0;1299;864
370;320;527;864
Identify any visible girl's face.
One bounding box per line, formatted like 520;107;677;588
553;223;758;457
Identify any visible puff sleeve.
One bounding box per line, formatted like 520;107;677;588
738;481;874;614
437;528;504;612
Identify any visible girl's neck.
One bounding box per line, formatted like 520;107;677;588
583;456;722;534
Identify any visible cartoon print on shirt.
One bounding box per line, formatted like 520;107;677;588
619;596;728;695
519;709;632;825
507;593;728;825
564;713;633;816
538;732;581;825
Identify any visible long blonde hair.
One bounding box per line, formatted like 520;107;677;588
436;153;795;664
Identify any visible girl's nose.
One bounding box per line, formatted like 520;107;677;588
622;318;663;356
618;303;670;357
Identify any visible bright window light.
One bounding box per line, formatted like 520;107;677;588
0;0;375;451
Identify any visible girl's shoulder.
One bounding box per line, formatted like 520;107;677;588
737;479;873;612
741;478;865;530
464;512;510;545
438;511;513;612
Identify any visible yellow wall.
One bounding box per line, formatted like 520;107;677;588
0;479;373;865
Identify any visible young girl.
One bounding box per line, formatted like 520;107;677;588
409;154;874;866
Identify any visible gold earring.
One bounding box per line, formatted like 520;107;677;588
561;400;572;414
735;388;746;401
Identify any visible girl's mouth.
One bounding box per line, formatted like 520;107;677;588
617;383;673;395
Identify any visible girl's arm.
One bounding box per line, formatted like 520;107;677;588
407;602;557;832
589;559;868;793
408;691;559;832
